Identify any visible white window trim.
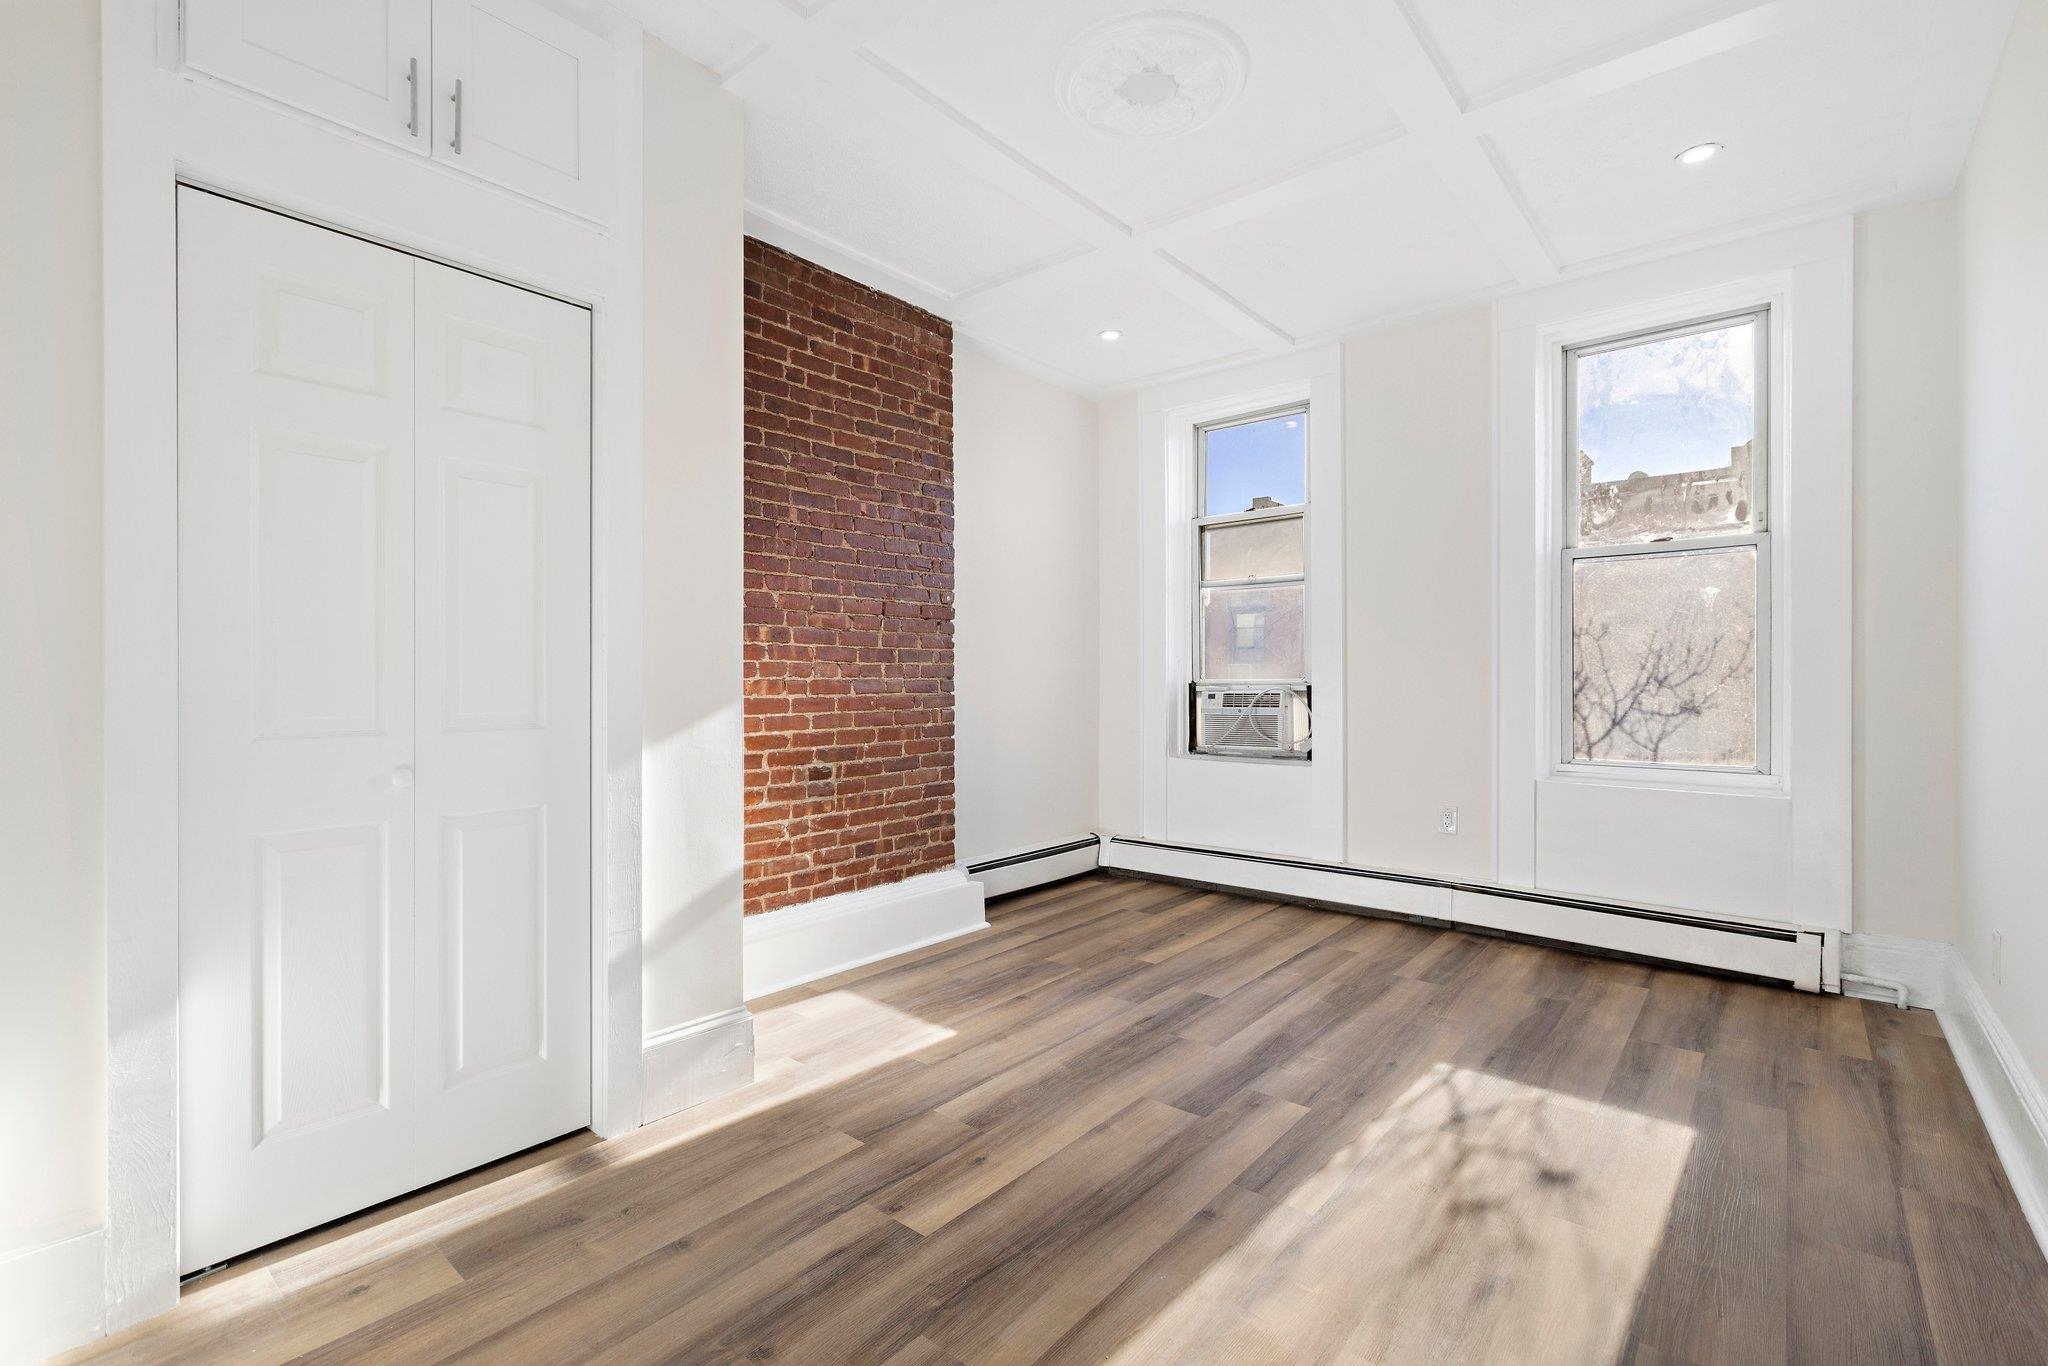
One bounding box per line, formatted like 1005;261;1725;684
98;0;648;1331
1138;347;1345;862
1557;307;1775;781
1192;402;1311;750
1533;286;1790;796
1495;219;1853;929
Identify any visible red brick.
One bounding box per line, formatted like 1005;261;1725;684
742;239;955;916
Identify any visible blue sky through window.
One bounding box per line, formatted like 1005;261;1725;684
1577;320;1755;480
1204;413;1306;515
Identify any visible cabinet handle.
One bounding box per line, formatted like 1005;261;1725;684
406;57;419;137
451;78;463;154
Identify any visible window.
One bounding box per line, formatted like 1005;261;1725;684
1193;406;1311;755
1564;311;1767;771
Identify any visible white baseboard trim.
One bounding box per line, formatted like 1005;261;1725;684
0;1226;106;1363
965;835;1100;899
1099;836;1829;991
1840;932;1951;1009
743;867;988;1000
1936;949;2048;1259
640;1006;756;1125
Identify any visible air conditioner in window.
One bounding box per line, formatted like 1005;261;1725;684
1192;682;1312;759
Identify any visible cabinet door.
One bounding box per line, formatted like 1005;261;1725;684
177;187;420;1273
185;0;432;152
430;0;614;220
179;190;594;1271
410;260;592;1187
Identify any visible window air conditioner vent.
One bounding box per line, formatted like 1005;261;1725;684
1193;681;1311;759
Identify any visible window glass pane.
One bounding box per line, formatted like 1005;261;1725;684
1575;318;1757;545
1203;411;1306;516
1202;517;1304;581
1200;582;1305;681
1571;546;1758;768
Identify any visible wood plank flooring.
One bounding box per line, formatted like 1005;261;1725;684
70;874;2048;1364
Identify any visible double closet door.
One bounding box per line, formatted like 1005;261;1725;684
177;188;591;1272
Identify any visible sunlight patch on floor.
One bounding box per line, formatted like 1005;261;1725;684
647;989;958;1143
1104;1063;1697;1365
156;991;953;1311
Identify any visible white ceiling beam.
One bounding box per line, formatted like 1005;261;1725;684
742;203;958;316
1037;0;1858;280
709;0;918;99
1459;0;1863;136
684;0;1297;350
668;0;1985;390
1320;0;1557;288
1129;133;1411;250
830;54;1296;349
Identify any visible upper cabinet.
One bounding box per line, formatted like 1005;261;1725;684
184;0;433;152
183;0;614;222
428;0;613;221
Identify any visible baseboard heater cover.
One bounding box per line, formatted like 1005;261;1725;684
966;836;1101;898
1100;836;1831;992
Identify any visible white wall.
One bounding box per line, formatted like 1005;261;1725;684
1097;240;1965;941
1093;319;1512;877
1343;309;1494;881
641;37;748;1037
1097;325;1489;877
1955;0;2048;1090
1097;393;1144;836
0;0;105;1262
953;343;1099;863
1852;199;1965;944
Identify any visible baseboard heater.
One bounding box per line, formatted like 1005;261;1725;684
1098;836;1834;992
966;836;1102;898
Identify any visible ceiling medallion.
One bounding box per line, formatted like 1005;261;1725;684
1056;12;1250;141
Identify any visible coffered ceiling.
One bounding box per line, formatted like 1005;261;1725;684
625;0;2017;394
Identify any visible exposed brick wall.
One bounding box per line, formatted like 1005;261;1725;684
742;238;956;915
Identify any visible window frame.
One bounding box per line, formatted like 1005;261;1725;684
1191;402;1312;760
1558;307;1773;776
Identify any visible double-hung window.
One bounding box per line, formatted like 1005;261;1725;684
1192;405;1310;756
1563;310;1768;772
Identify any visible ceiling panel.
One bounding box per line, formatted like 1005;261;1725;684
632;0;761;78
869;0;1404;230
744;90;1089;298
954;252;1259;391
1403;0;1755;105
1490;3;2000;266
687;0;2017;392
1170;148;1514;340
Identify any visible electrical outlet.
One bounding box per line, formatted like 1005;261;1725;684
1993;929;2004;986
1438;806;1459;836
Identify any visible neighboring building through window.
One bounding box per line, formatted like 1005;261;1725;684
1564;310;1768;771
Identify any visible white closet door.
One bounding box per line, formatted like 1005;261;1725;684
411;261;590;1186
430;0;614;219
179;191;592;1272
184;0;433;152
178;189;419;1272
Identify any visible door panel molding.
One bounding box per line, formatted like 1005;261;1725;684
103;0;648;1320
176;188;591;1272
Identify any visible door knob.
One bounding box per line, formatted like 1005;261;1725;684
390;765;415;789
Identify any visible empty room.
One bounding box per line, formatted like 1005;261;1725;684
8;0;2048;1360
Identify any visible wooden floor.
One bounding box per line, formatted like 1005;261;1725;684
72;874;2048;1364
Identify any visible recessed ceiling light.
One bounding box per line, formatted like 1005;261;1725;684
1098;329;1123;341
1676;142;1723;165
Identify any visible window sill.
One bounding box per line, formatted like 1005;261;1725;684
1542;762;1784;796
1182;749;1313;766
